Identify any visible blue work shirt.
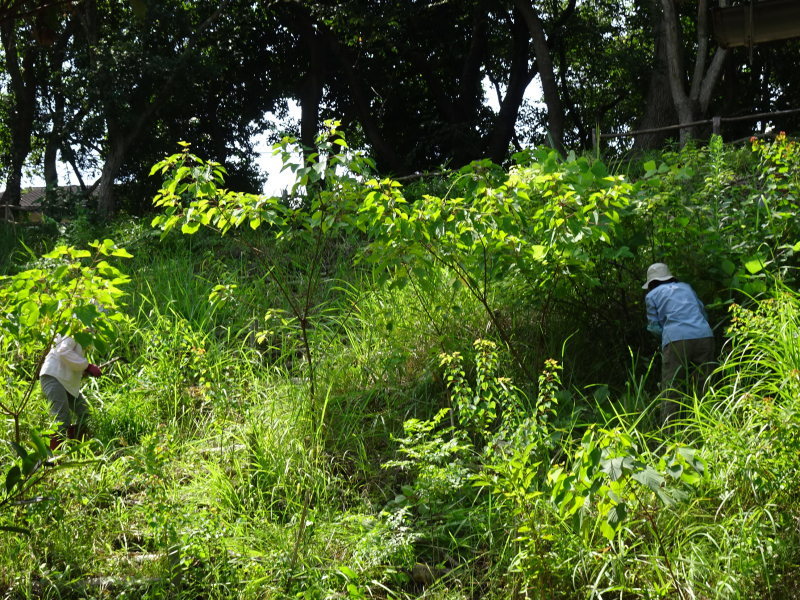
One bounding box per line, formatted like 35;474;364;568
645;281;713;347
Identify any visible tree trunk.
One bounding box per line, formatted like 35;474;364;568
88;1;229;217
92;101;147;216
486;8;535;162
324;32;403;173
514;0;565;154
634;0;677;151
298;14;324;155
96;140;125;215
557;45;591;147
43;27;72;199
44;133;59;191
456;0;489;125
404;2;489;167
1;20;38;207
659;0;694;142
660;0;728;144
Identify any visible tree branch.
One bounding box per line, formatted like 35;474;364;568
513;0;564;153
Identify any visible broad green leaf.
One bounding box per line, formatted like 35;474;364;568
21;455;37;476
19;301;39;327
743;255;766;274
600;457;626;481
744;280;767;295
43;246;68;259
677;447;705;475
111;248;133;258
530;245;547;260
588;447;601;468
73;303;100;327
631;466;665;494
5;466;21;493
720;259;736;276
606;502;626;531
680;471;701;485
52;265;68;280
181;221;201;234
591;161;609;178
346;583;365;599
652;486;675;506
599;519;615;540
31;432;49;458
93;336;109;355
73;331;93;349
9;442;27;460
666;463;683;479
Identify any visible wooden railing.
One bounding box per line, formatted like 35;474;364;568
596;107;800;143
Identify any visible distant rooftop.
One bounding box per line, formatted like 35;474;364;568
0;185;90;209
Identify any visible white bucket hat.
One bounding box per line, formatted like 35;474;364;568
642;263;674;289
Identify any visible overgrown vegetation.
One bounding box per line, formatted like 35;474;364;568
1;131;799;599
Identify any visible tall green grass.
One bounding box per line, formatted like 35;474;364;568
545;287;800;599
4;203;800;598
0;222;60;275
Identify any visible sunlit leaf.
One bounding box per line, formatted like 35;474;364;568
19;301;39;327
743;255;766;274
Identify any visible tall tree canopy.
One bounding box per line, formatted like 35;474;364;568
0;0;798;215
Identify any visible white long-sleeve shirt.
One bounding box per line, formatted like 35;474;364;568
40;335;88;397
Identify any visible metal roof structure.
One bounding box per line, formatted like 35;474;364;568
713;0;800;48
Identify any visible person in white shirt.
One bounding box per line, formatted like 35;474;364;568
39;334;102;449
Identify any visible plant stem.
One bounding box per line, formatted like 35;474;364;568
631;485;686;600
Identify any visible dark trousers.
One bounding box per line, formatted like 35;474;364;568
40;374;88;434
660;337;715;427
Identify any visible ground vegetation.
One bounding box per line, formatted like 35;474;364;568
0;131;799;598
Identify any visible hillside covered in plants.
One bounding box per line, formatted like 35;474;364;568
1;131;800;599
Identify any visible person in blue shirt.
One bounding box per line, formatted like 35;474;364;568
643;263;715;428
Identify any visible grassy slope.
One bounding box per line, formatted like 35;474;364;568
1;137;800;599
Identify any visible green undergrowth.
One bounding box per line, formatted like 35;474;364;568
1;134;800;598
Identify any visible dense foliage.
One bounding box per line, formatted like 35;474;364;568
1;1;799;214
0;133;799;598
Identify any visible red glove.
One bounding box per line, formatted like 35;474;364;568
85;364;102;377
